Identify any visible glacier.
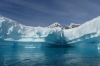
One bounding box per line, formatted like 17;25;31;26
0;15;100;44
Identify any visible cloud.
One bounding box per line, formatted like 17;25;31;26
0;0;100;27
0;0;69;16
1;0;100;15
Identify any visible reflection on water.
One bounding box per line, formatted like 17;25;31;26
0;42;100;66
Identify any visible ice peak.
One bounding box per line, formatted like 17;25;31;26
90;16;100;22
95;16;100;19
0;15;3;17
0;15;17;24
48;22;62;28
0;15;9;19
53;22;60;25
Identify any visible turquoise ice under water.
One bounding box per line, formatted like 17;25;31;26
0;41;100;66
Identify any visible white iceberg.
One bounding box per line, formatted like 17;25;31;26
64;16;100;43
0;15;100;44
0;15;62;44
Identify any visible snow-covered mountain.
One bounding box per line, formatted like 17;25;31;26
48;22;62;28
65;23;80;29
0;15;100;44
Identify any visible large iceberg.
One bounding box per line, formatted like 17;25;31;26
64;16;100;43
0;15;62;43
0;15;100;44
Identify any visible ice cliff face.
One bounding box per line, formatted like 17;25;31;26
0;15;62;43
0;15;100;44
64;16;100;43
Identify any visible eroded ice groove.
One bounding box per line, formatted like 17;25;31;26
0;15;100;44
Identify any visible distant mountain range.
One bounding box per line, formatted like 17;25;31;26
48;22;80;29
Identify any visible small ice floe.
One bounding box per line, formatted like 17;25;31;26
98;44;100;49
25;45;35;48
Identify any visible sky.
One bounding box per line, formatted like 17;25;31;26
0;0;100;27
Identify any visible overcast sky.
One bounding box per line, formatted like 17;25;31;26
0;0;100;27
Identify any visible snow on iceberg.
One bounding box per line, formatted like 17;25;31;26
48;22;62;28
0;15;62;43
64;16;100;43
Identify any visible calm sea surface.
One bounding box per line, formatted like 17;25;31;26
0;41;100;66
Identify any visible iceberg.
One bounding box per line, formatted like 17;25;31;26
64;16;100;43
0;15;100;44
0;15;62;44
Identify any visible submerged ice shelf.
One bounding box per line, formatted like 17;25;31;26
0;15;100;44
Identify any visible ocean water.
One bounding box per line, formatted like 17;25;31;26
0;41;100;66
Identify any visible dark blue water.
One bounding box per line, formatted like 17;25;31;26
0;42;100;66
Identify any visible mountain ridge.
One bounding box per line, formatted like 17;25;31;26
0;15;80;29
